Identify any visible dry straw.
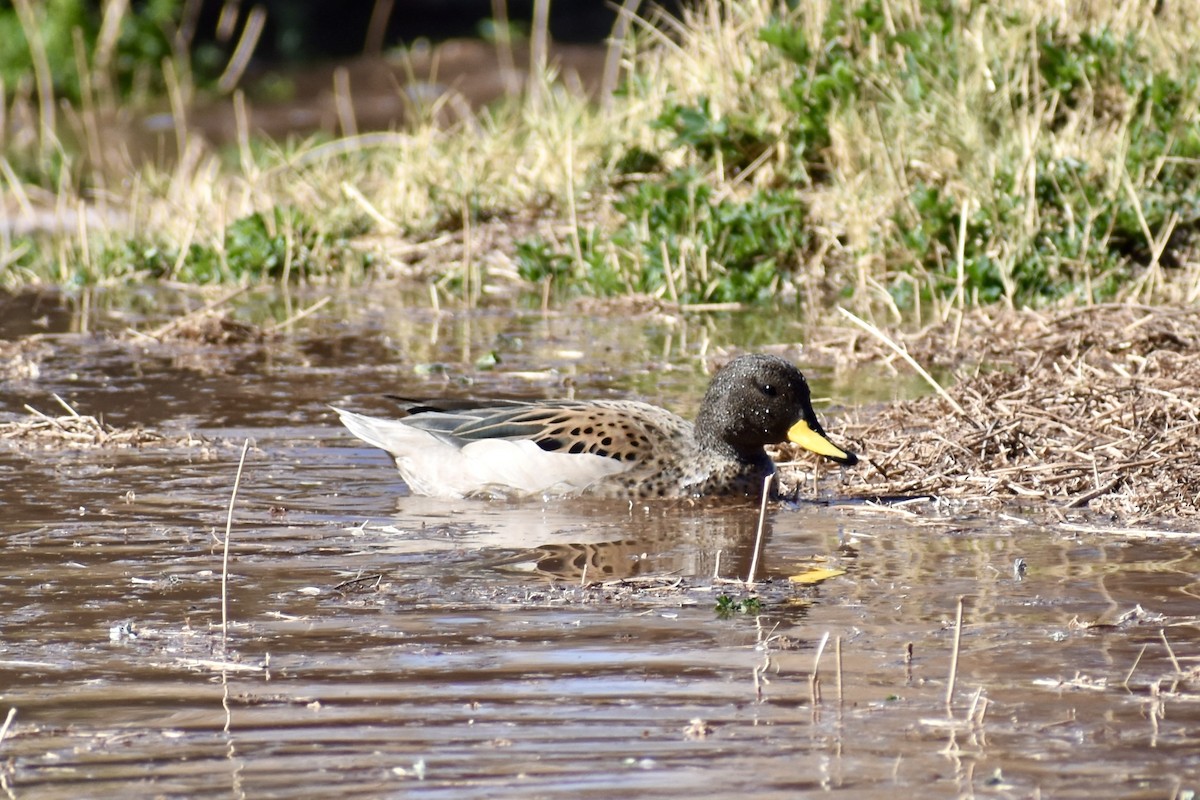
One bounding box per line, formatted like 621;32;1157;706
1;395;163;449
793;304;1200;522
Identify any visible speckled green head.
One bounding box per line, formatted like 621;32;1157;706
695;354;858;466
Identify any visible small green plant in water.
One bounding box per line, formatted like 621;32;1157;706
715;595;763;617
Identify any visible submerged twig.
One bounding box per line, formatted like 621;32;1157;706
221;439;252;656
745;472;773;584
332;573;384;592
946;596;965;707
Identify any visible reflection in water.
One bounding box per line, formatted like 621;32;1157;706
495;502;768;582
506;539;682;581
352;494;771;582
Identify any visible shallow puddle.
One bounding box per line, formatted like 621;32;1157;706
2;289;1198;798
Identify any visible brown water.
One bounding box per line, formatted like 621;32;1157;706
2;289;1198;799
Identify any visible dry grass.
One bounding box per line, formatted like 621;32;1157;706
4;0;1200;308
0;394;214;451
0;397;164;449
789;304;1200;521
610;0;1200;311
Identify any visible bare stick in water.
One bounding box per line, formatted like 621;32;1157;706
946;596;965;707
0;707;16;746
836;635;844;707
810;631;830;706
221;439;252;655
746;473;774;584
1160;629;1182;674
1123;643;1149;689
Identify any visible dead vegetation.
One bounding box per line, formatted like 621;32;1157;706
0;395;183;450
801;305;1200;521
126;286;273;345
142;309;268;345
0;338;48;381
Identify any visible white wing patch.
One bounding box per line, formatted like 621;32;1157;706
334;407;631;498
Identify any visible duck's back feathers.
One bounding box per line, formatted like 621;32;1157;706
401;400;688;458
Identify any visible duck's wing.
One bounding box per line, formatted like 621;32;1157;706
384;395;530;415
401;400;682;460
332;402;681;497
385;398;596;444
398;402;572;442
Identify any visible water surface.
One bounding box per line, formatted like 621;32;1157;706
1;289;1197;798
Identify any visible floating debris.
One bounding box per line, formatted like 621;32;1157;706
0;394;207;450
0;337;48;381
140;309;269;345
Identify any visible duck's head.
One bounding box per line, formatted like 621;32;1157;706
696;354;858;466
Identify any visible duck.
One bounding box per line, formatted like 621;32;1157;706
333;353;858;499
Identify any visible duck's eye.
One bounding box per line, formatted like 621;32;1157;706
759;382;777;397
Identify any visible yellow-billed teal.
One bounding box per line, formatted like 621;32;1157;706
333;353;857;499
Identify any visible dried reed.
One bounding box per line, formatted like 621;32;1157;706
795;305;1200;521
2;397;163;449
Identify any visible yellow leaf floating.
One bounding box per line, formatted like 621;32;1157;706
788;566;846;585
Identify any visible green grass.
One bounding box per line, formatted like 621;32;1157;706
90;206;371;283
517;165;806;303
578;0;1200;310
3;0;1200;312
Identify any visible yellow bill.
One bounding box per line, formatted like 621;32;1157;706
787;419;858;465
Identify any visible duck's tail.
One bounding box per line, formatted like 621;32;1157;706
330;406;408;455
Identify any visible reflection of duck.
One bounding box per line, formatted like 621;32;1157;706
493;500;767;582
358;496;766;581
502;540;664;582
334;354;857;499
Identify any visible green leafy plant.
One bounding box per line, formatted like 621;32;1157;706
91;206;370;284
715;595;764;617
759;9;862;161
518;168;807;304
